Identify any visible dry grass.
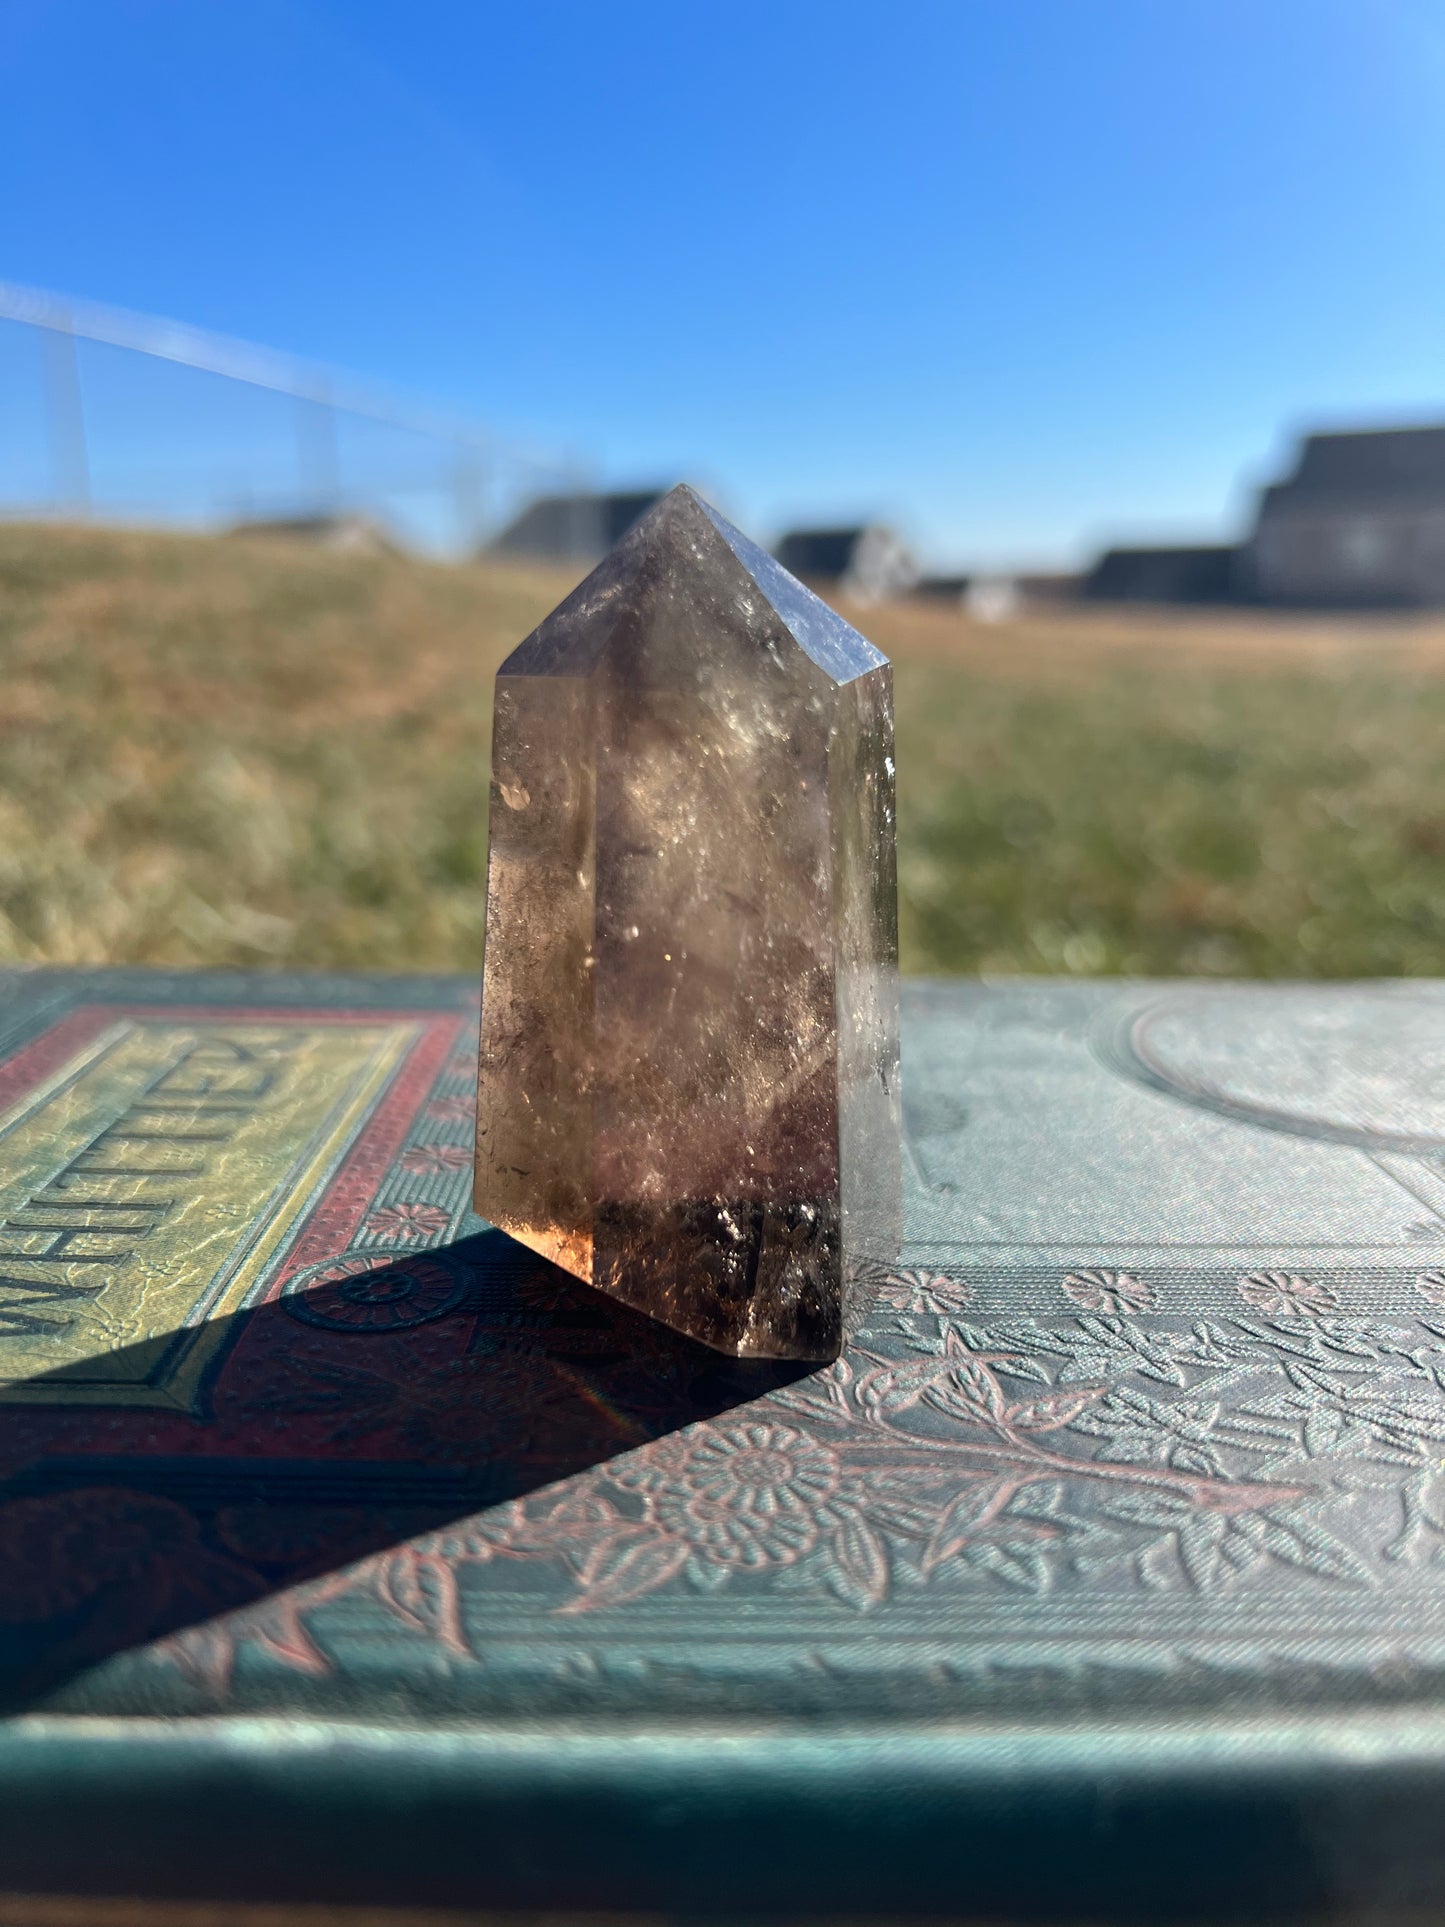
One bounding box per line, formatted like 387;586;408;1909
1;519;1442;978
0;522;559;968
870;593;1445;977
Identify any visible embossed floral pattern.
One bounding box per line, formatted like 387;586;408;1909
363;1201;452;1244
623;1422;843;1568
284;1250;465;1332
399;1143;473;1175
880;1268;972;1315
1415;1271;1445;1308
1062;1269;1157;1315
424;1096;475;1125
153;1256;1445;1696
514;1268;587;1312
1237;1270;1339;1319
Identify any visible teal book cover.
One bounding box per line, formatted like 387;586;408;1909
0;966;1442;1918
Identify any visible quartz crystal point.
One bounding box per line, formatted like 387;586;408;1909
475;485;901;1360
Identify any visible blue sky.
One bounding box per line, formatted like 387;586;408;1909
2;0;1444;565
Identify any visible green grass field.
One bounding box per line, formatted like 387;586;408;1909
2;519;1443;978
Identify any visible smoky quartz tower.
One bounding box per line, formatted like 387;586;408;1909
475;485;900;1360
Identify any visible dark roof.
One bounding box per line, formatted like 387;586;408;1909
1084;545;1240;604
1269;426;1445;503
773;529;868;580
490;490;671;561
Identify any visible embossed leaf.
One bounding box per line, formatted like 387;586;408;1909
770;1380;848;1425
779;1360;856;1422
1281;1359;1348;1398
869;1496;943;1538
921;1477;1017;1574
965;1542;1049;1591
988;1353;1053;1385
1364;1396;1445;1444
828;1509;891;1610
246;1598;333;1675
1252;1512;1373;1585
418;1520;506;1564
1220;1524;1261;1573
1008;1481;1065;1520
558;1531;689;1613
1394;1466;1445;1544
856;1353;959;1419
1314;1327;1384;1362
683;1554;731;1592
1303;1407;1349;1457
1072;1315;1188;1386
1176;1513;1230;1591
374;1549;468;1656
154;1623;237;1697
1176;1322;1237;1367
501;1492;623;1554
1103;1492;1193;1529
920;1343;1008;1429
1233;1390;1304;1428
1004;1386;1104;1433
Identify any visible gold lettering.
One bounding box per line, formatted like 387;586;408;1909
0;1017;418;1409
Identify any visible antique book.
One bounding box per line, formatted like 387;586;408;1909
0;966;1442;1918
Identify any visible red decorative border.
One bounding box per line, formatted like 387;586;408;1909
268;1012;466;1293
0;1006;119;1114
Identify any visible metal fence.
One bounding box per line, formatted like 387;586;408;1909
0;281;591;557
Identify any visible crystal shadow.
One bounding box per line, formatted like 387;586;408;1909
0;1229;804;1709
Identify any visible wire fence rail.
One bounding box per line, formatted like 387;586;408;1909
0;280;590;556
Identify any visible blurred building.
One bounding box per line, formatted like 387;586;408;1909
1083;544;1239;604
488;489;670;564
773;525;919;601
912;575;1020;621
913;573;972;603
228;511;400;554
1246;426;1445;606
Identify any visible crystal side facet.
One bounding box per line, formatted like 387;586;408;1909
475;485;901;1359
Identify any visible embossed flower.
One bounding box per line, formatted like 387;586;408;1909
515;1267;588;1312
625;1421;842;1569
425;1096;475;1124
364;1201;452;1244
1062;1269;1157;1315
1237;1270;1339;1319
284;1250;464;1331
399;1142;472;1175
879;1268;972;1315
1415;1271;1445;1308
